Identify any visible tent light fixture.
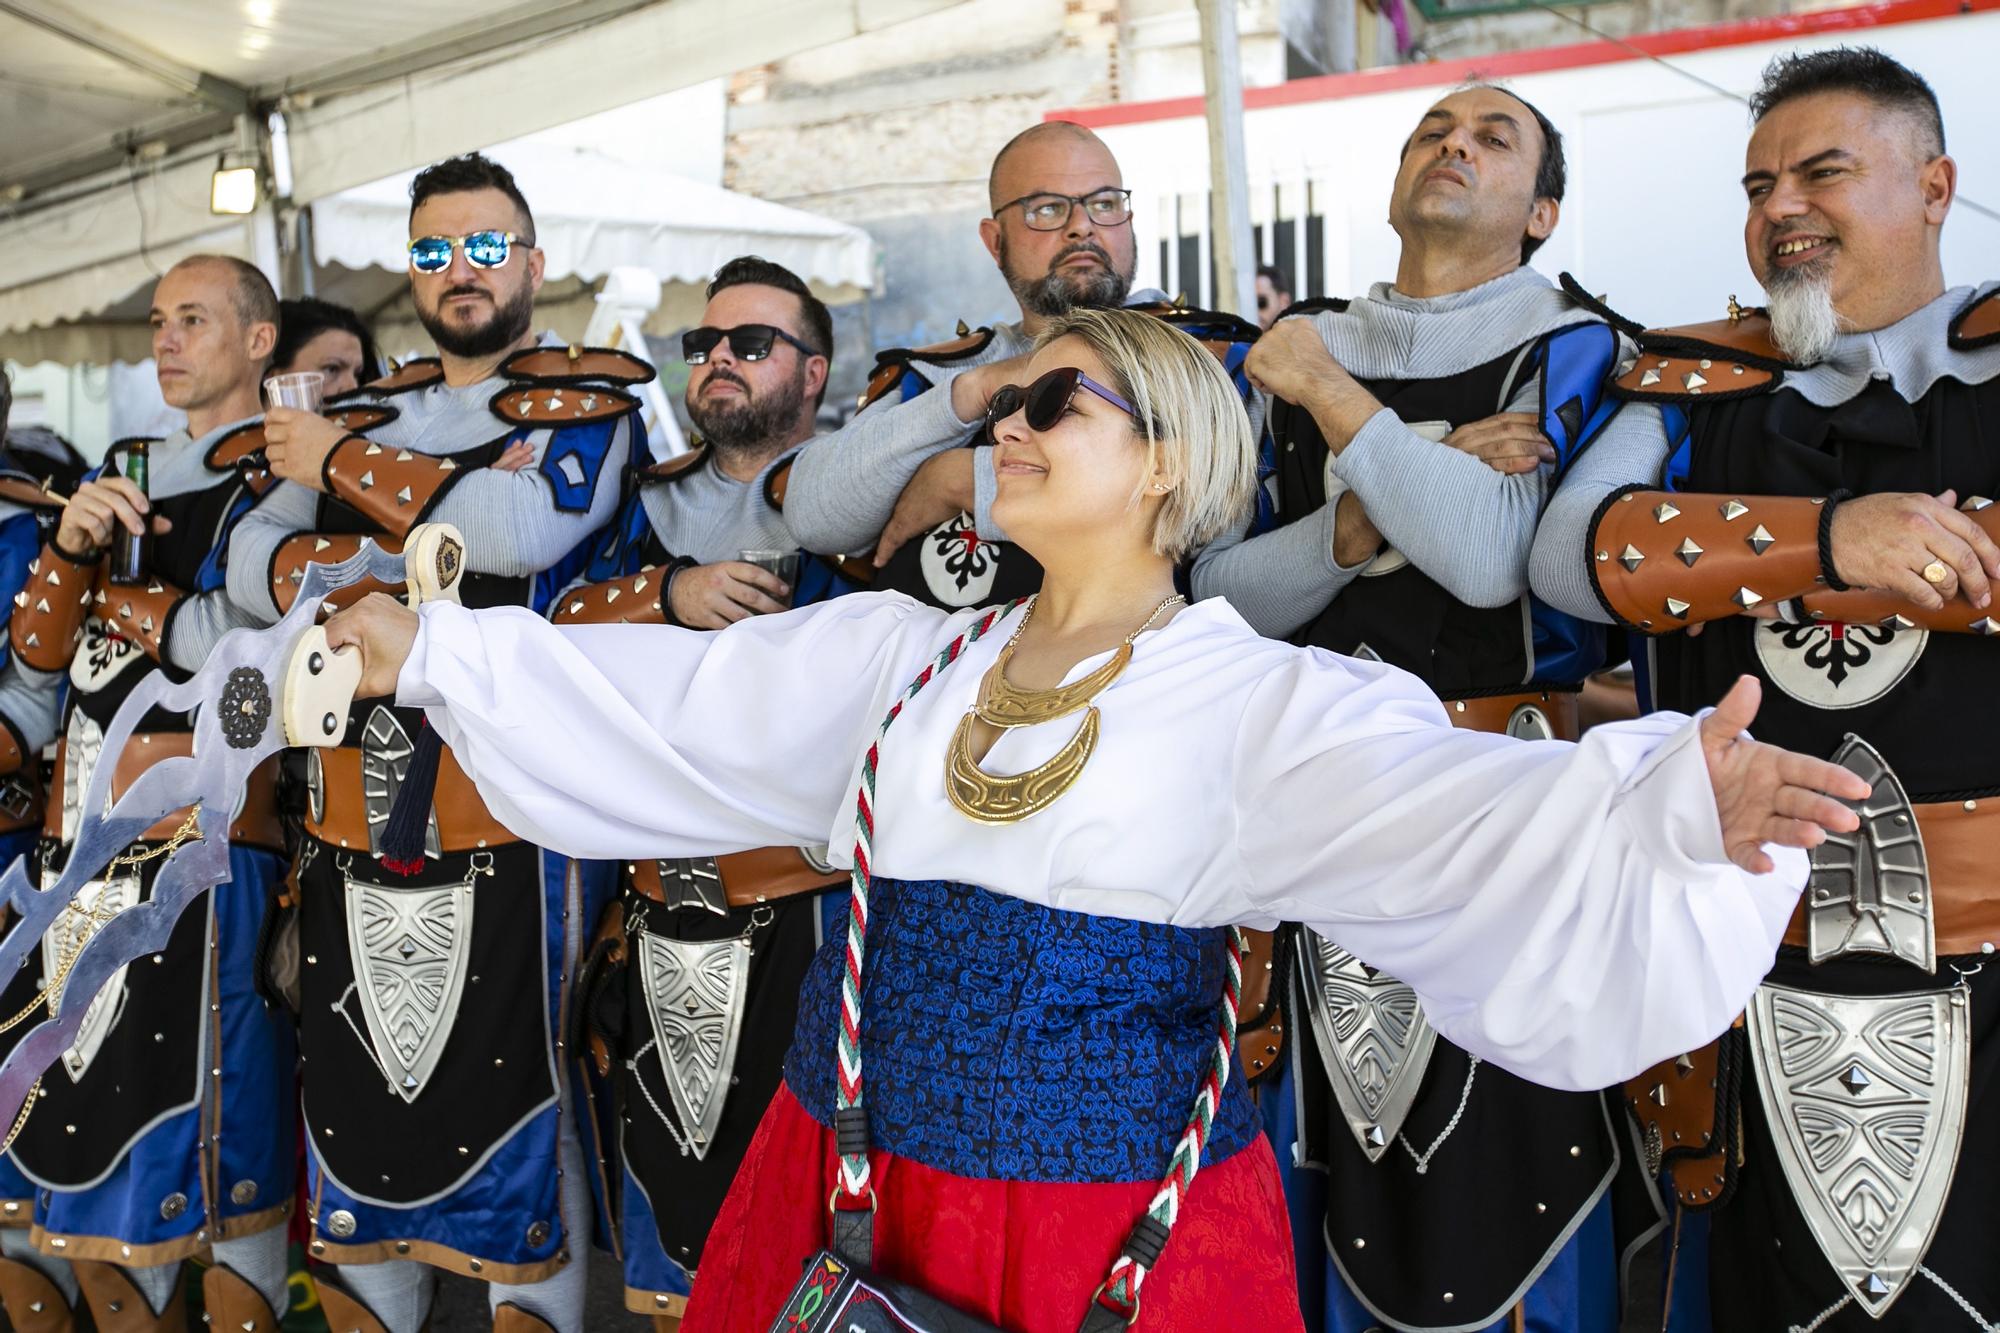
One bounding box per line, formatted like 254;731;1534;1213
210;153;261;215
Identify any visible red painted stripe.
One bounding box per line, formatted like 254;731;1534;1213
1048;0;1998;128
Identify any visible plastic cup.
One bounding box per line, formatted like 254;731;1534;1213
740;549;800;607
264;371;325;414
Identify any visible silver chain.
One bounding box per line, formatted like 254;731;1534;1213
1922;1266;1998;1331
333;982;396;1087
1787;1294;1853;1333
626;1039;694;1158
1399;1057;1480;1174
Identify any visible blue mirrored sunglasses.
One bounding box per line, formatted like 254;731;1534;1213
407;230;530;273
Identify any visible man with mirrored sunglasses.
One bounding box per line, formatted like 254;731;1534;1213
1193;85;1639;1333
224;152;641;1333
779;119;1262;611
548;256;863;1327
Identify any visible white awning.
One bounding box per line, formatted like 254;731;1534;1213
0;0;950;362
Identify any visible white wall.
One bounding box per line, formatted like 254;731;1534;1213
1098;9;2000;323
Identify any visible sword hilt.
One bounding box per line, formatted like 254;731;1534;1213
282;522;465;748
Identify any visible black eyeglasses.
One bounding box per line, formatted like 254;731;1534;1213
991;188;1134;233
985;366;1136;437
681;324;822;365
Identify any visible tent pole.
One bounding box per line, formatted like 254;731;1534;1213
1197;0;1256;320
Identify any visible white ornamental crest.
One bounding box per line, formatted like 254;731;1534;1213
1748;983;1970;1319
39;871;141;1082
637;932;750;1161
69;618;146;694
918;511;999;606
1298;928;1437;1162
59;709;107;846
344;878;475;1103
1755;619;1927;710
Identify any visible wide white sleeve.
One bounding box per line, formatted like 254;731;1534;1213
1233;651;1805;1091
396;591;948;860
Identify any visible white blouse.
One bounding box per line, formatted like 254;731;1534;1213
397;591;1805;1092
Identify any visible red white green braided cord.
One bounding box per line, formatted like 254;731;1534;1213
1100;923;1247;1313
831;596;1248;1322
835;599;1022;1201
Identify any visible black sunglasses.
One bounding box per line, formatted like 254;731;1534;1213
682;323;822;365
984;366;1136;437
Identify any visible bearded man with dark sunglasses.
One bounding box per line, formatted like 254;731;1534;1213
547;256;863;1327
224;152;644;1333
1194;84;1639;1333
778;119;1262;611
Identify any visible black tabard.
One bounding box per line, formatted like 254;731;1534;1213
1656;376;2000;797
297;439;558;1205
1271;344;1535;694
1;448;261;1185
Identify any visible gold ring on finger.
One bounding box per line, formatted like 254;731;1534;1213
1922;560;1950;585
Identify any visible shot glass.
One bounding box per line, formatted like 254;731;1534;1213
740;549;800;608
264;371;326;414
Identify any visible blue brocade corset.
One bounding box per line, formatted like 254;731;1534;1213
784;878;1260;1183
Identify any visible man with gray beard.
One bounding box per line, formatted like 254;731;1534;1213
1532;47;2000;1332
779;120;1262;610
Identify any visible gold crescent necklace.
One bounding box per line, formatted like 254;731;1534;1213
944;592;1185;824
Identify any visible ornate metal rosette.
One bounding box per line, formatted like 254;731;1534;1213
219;667;272;749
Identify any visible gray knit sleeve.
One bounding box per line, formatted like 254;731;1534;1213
783;372;983;556
0;659;61;757
1330;375;1549;609
225;480;322;623
165;589;266;674
428;415;632;577
1529;402;1674;624
1189;501;1366;637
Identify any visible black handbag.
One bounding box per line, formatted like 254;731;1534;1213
765;606;1244;1333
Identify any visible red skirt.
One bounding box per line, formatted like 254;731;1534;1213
684;1081;1304;1332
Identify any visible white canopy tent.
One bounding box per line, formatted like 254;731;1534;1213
0;0;955;362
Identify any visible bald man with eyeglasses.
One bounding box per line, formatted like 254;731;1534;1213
777;120;1265;612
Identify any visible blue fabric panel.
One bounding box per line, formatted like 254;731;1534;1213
785;877;1259;1183
309;1102;565;1266
33;845;294;1246
617;1161;694;1302
540;419;620;515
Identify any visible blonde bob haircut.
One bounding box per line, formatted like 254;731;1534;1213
1035;307;1256;562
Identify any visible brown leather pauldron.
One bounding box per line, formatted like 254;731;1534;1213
306;743;514;854
626;846;846;910
47;732;282;849
1588;488;1826;632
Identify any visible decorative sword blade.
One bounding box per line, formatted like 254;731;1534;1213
0;538;420;1126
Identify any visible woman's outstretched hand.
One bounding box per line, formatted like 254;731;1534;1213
323;592;421;700
1700;675;1870;874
